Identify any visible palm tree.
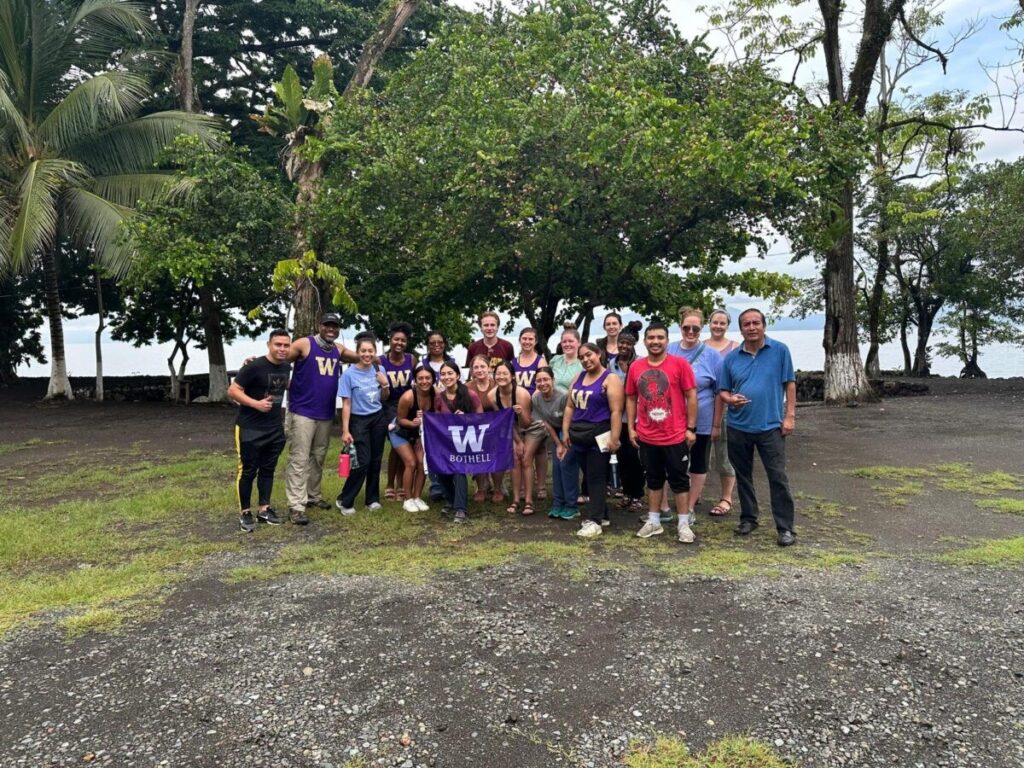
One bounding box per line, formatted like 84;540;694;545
0;0;217;398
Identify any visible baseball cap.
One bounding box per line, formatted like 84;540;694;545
320;313;342;326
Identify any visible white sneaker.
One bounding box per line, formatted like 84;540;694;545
402;499;419;513
677;522;695;543
576;520;603;538
600;519;610;527
637;521;664;538
367;502;383;511
413;497;430;511
336;500;356;516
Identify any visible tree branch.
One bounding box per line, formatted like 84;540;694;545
898;8;947;73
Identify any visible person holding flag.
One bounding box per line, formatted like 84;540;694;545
391;365;437;512
430;361;484;523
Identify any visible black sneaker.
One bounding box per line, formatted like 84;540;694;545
290;508;310;526
239;511;256;533
257;507;282;525
305;499;332;510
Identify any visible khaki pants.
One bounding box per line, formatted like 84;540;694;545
285;412;334;511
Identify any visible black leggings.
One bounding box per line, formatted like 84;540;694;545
338;410;389;507
574;446;610;523
617;438;645;499
690;433;712;475
236;428;286;511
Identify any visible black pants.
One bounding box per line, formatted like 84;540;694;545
574;446;610;524
727;427;795;533
236;427;286;511
617;438;645;499
338;410;388;508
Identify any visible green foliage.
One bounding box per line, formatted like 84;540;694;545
313;0;858;347
118;134;292;348
268;249;357;318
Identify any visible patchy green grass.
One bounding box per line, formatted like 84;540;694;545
846;462;1023;508
936;536;1024;567
0;438;69;456
871;481;924;507
625;735;791;768
796;493;850;518
975;497;1024;515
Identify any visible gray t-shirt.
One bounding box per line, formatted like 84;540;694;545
531;387;568;431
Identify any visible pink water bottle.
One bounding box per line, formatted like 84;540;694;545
338;451;351;478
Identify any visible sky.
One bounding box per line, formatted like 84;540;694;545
19;0;1024;377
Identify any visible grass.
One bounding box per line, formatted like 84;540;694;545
845;462;1024;508
975;497;1024;515
936;536;1024;567
624;735;791;767
795;493;849;518
0;437;877;637
0;438;69;456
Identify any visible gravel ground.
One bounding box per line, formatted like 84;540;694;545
1;555;1022;768
2;387;1023;767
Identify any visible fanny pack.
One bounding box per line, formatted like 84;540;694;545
569;420;609;448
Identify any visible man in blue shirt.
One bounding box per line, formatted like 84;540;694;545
718;308;798;546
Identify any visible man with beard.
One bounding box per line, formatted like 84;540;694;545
625;322;698;543
284;313;359;525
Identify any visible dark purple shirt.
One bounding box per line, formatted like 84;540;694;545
570;369;612;423
289;337;341;421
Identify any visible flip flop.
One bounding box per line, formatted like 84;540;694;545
710;498;733;516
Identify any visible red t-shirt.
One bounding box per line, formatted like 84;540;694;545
465;338;514;369
625;355;696;446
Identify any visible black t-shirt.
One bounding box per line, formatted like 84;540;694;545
234;357;291;433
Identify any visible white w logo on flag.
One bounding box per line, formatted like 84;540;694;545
447;424;491;453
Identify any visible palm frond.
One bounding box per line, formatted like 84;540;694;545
69;0;153;65
88;172;176;207
66;111;223;176
0;69;31;155
63;186;135;276
0;182;14;276
4;158;88;273
37;70;151;152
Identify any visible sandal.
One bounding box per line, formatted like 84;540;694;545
473;489;486;503
577;495;589;505
537;488;548;500
491;490;505;504
521;503;535;516
709;498;733;516
396;488;406;501
384;489;397;501
506;502;519;515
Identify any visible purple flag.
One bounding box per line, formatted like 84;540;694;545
422;409;515;475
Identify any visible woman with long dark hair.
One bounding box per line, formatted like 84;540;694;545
392;365;437;512
494;360;535;514
381;322;416;502
336;336;391;515
467;354;501;503
609;329;645;513
433;360;484;523
561;343;623;538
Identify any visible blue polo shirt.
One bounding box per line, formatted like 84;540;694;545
718;337;795;433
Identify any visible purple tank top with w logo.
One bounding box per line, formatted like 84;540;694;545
570;369;611;423
289;336;342;421
379;353;415;403
512;355;541;393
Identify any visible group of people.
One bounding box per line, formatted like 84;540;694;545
228;306;799;546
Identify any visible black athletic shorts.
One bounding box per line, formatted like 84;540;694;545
639;440;690;493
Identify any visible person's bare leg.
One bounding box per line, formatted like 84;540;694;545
688;472;707;515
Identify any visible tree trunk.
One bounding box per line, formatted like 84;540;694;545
960;315;986;378
344;0;422;96
41;247;73;400
864;243;888;377
822;184;876;402
198;284;228;401
899;315;912;375
175;0;201;113
293;277;320;339
94;266;105;401
911;306;939;376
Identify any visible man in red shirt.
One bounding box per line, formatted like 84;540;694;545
626;321;698;543
464;310;514;371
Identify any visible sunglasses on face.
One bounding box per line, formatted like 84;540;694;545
682;325;701;333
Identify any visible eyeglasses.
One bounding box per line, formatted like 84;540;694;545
681;325;701;333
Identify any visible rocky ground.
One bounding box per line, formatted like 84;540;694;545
1;383;1023;767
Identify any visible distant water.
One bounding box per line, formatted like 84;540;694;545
16;326;1024;379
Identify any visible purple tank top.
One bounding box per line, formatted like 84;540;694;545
289;336;342;420
570;369;612;423
379;353;415;403
512;355;541;393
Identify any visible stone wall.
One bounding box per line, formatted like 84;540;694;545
795;372;929;402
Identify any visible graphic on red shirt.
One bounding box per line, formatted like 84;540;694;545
626;356;696;446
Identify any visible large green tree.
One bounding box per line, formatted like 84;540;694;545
0;0;217;398
313;0;849;349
